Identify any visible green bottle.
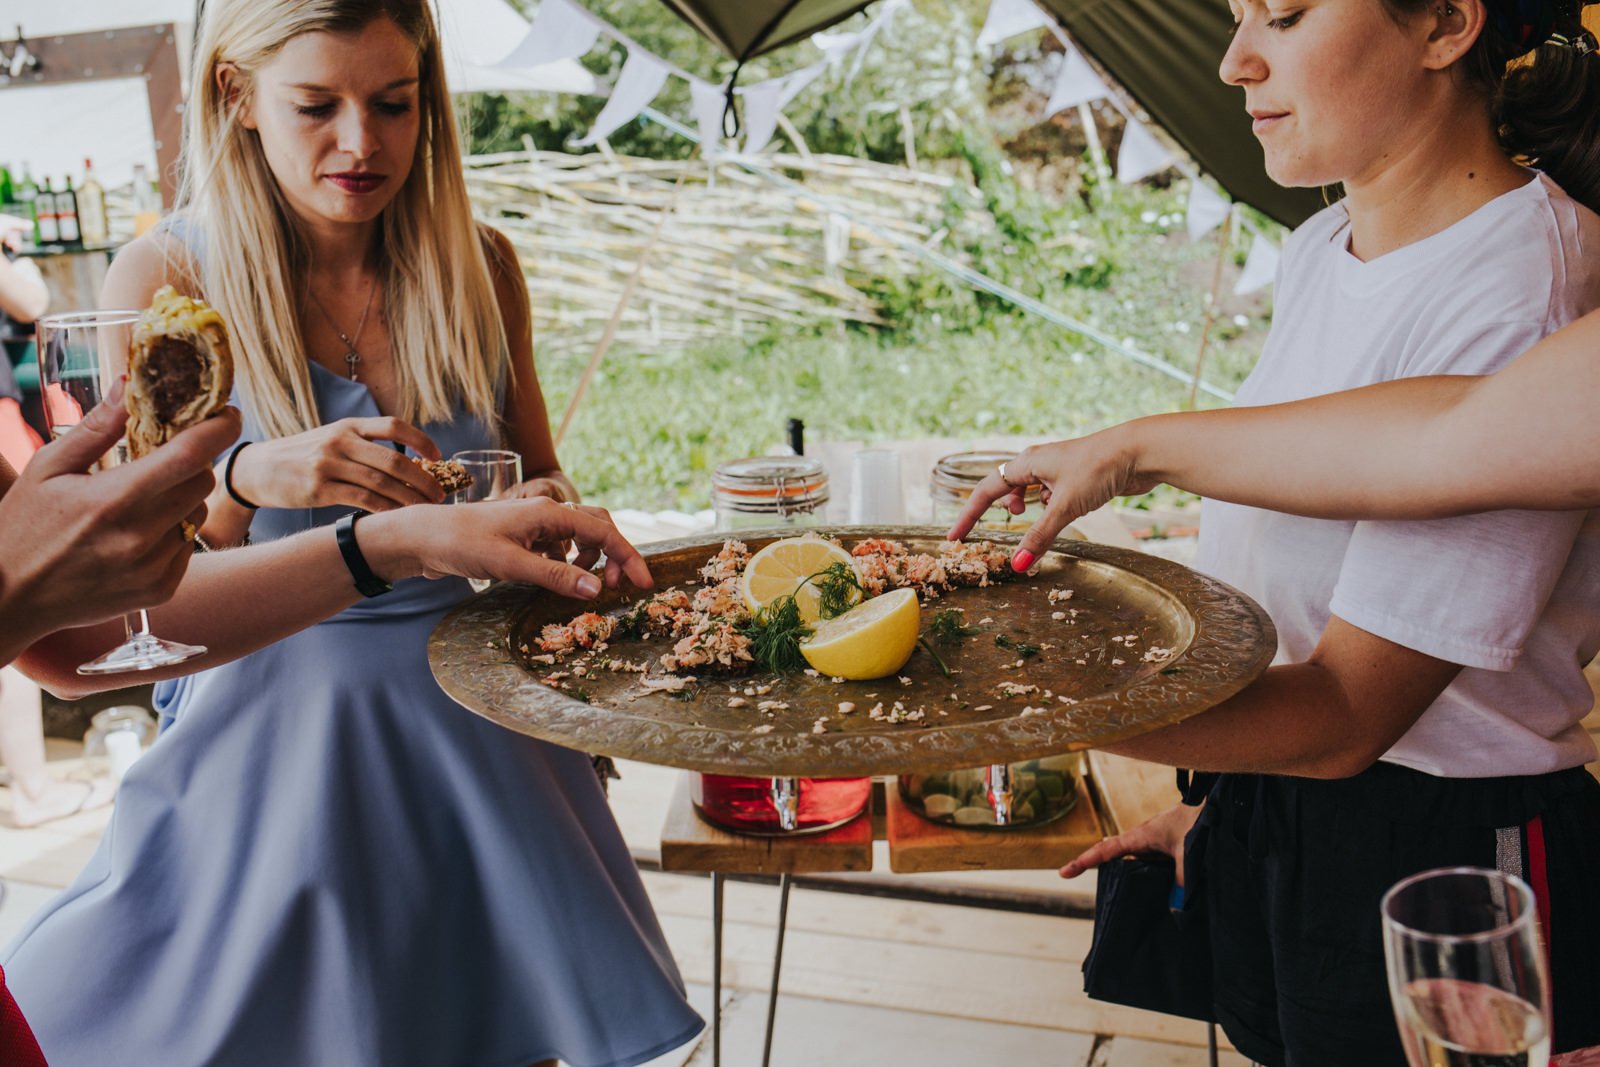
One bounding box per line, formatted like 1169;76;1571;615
16;165;38;214
0;163;13;208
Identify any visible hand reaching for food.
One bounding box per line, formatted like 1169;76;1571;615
947;428;1161;571
227;415;448;513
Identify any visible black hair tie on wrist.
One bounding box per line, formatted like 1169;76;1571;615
224;442;260;510
335;512;393;598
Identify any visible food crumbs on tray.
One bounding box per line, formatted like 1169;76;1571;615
898;676;913;686
757;700;790;712
752;724;775;734
831;676;846;684
838;701;857;714
1143;647;1175;662
755;684;774;696
727;697;748;708
1111;658;1126;665
528;653;556;665
978;617;994;626
974;704;993;712
1051;611;1067;622
1020;705;1047;717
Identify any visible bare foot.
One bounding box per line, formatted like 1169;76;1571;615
10;775;115;828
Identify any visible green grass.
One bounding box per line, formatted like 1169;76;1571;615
540;184;1278;512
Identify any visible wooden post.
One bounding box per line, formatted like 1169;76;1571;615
554;165;694;447
1187;210;1233;410
1078;102;1110;186
898;105;918;171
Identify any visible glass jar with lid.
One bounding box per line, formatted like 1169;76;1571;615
930;450;1042;532
82;705;158;784
712;456;829;531
698;454;865;835
899;753;1082;831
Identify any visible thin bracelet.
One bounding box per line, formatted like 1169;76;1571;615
223;442;260;510
334;512;393;597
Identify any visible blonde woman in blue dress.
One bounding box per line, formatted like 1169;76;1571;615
1;2;702;1064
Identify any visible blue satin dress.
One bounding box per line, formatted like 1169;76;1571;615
3;364;702;1066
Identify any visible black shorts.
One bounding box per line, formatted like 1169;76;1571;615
1197;762;1600;1065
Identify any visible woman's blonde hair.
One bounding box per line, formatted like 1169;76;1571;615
178;0;506;439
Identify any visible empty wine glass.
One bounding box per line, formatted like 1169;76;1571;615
1382;866;1550;1067
447;449;522;591
37;309;208;674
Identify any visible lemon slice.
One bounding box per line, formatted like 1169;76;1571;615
741;536;859;623
800;588;921;680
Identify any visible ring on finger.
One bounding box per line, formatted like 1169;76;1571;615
179;520;198;543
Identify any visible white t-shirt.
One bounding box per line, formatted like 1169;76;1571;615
1197;173;1600;777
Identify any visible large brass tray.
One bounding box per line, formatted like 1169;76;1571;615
429;526;1276;776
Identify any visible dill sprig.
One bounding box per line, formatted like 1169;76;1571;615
737;595;813;674
927;608;981;644
806;561;864;621
917;637;953;677
612;600;647;639
995;633;1041;659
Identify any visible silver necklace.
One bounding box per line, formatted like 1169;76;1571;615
307;276;378;381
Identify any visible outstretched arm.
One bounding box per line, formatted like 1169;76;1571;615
17;498;652;699
951;307;1600;564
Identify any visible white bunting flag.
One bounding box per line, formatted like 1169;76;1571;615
1115;118;1173;184
845;0;911;85
811;28;865;57
1186;181;1232;242
1233;233;1281;294
977;0;1053;47
741;80;784;155
777;61;829;108
1045;46;1109;115
689;77;728;155
574;51;670;146
495;0;600;70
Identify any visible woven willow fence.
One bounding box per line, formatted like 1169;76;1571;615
463;148;975;356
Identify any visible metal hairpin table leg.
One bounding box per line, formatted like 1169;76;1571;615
761;873;793;1067
1208;1022;1219;1067
712;871;725;1067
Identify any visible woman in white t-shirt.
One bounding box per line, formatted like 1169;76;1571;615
955;0;1600;1062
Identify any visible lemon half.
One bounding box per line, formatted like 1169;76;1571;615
800;588;921;680
741;536;859;623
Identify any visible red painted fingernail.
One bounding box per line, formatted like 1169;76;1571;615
1011;550;1035;573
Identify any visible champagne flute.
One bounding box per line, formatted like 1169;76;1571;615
37;309;208;674
447;449;522;592
1382;866;1550;1067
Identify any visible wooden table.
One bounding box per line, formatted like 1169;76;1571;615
660;768;1110;1067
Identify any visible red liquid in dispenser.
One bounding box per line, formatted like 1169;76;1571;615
691;774;871;835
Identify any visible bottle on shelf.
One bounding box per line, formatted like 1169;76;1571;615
34;178;59;245
0;163;13;208
16;164;38;211
56;177;82;246
131;163;161;237
78;158;108;246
